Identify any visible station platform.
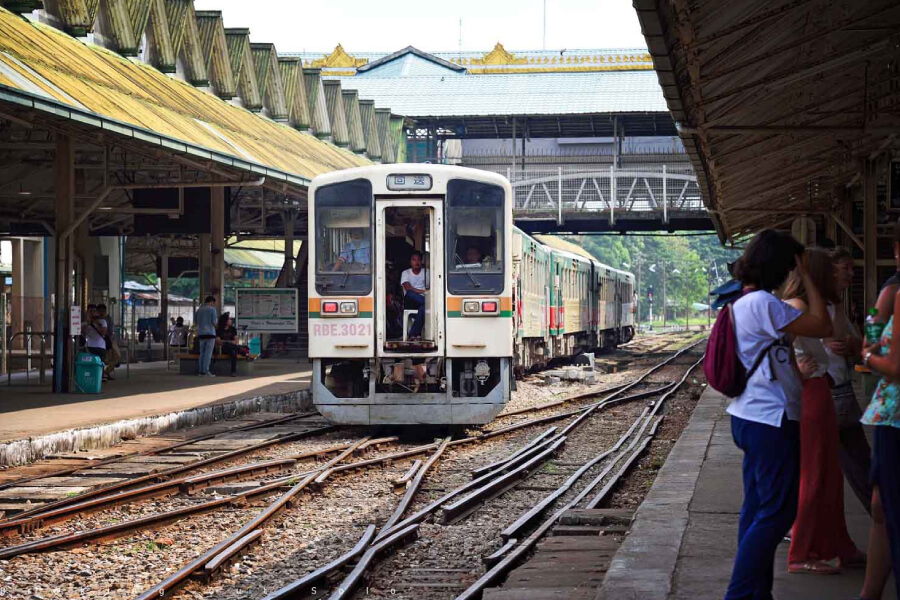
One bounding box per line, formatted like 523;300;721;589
598;388;897;600
0;358;312;444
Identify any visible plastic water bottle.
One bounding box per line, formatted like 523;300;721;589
866;308;886;345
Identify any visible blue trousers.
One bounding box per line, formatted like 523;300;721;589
406;291;426;338
725;415;800;600
198;338;215;374
872;425;900;600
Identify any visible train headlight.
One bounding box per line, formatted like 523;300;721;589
463;301;481;314
340;301;358;315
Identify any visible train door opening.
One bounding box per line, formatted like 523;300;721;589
376;201;444;356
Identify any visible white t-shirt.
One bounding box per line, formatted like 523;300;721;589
401;268;428;293
83;318;107;349
726;292;803;427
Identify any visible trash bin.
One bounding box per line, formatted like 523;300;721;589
75;352;104;394
248;337;261;356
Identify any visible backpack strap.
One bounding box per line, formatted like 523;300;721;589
729;298;776;384
747;340;777;382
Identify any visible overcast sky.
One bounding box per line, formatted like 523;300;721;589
193;0;647;54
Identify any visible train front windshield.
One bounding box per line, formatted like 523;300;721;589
315;179;373;295
446;179;505;295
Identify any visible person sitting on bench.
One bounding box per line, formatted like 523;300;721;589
401;251;429;341
216;313;250;377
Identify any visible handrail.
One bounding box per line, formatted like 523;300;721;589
6;330;54;386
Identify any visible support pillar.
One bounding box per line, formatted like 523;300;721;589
53;135;74;393
210;187;225;314
10;238;24;348
160;245;168;363
864;158;878;312
199;233;210;304
511;118;517;177
284;212;294;286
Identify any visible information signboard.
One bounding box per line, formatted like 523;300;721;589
235;288;298;333
70;306;81;334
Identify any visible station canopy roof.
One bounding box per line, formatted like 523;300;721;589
0;8;369;186
634;0;900;241
287;44;675;139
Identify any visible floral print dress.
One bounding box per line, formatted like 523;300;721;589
864;315;900;428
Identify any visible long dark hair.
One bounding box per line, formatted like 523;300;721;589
217;312;232;331
732;229;805;292
782;247;838;304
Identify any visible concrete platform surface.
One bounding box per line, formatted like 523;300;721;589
0;358;312;442
598;387;897;600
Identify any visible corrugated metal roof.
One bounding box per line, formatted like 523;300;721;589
195;10;235;98
323;79;349;147
358;99;381;161
0;8;370;183
336;71;667;118
287;46;653;76
534;235;596;261
251;43;288;121
278;57;310;130
226;238;302;253
303;67;331;139
342;89;366;154
225;28;262;111
224;248;286;270
356;49;465;77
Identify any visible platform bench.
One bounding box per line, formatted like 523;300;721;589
176;353;256;376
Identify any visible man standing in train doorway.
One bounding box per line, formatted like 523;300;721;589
402;251;429;341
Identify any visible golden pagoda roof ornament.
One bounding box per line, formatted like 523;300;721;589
311;44;368;69
470;43;527;66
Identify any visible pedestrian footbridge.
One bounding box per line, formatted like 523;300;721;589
508;165;713;234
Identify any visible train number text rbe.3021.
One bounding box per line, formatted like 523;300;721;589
311;322;373;337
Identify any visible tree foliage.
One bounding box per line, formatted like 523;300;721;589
564;233;742;322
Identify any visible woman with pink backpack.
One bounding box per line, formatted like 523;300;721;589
713;230;832;600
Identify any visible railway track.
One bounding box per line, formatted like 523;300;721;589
0;335;705;600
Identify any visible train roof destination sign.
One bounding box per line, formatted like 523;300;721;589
235;288;299;333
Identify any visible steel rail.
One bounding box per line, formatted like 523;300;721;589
441;437;568;523
260;525;377;600
471;427;558;479
326;524;421;600
0;436;348;537
0;440;375;558
497;382;630;417
379;437;450;534
133;438;372;600
454;353;706;600
247;344;705;600
369;343;702;547
3;418;333;524
393;460;422;488
0;412;319;495
499;405;652;542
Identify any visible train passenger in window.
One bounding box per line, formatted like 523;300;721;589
332;230;371;272
783;248;864;574
723;230;832;600
465;246;483;265
401;251;429;341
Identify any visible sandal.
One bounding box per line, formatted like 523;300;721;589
788;560;841;575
